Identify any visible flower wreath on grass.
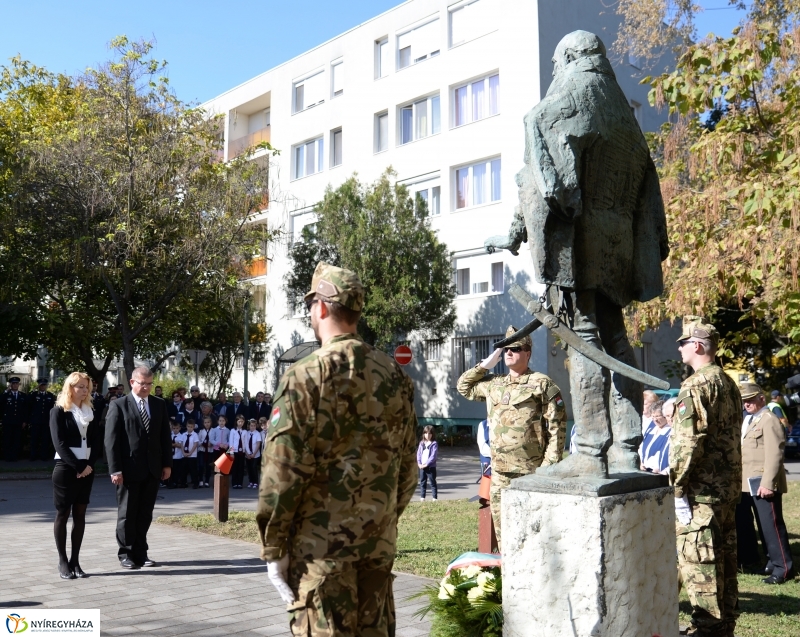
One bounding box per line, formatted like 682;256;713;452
411;552;502;637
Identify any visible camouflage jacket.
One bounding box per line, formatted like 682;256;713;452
456;365;566;474
669;363;742;506
256;334;418;563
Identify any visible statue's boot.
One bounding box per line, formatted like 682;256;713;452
606;444;642;475
535;452;608;479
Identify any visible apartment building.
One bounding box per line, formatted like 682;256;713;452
204;0;677;426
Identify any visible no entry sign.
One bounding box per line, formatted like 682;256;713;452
394;345;413;366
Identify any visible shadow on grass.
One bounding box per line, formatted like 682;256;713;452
397;548;437;555
680;588;799;619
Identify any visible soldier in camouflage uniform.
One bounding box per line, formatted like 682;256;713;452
669;316;742;637
456;326;566;549
257;262;418;637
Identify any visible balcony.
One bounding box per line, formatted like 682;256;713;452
228;126;271;160
248;256;267;278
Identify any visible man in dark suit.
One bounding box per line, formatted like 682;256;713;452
2;376;28;461
248;391;270;421
105;366;172;569
228;392;248;427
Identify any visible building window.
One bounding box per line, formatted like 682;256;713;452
375;111;389;153
449;0;493;47
630;100;642;127
400;94;440;145
414;185;441;216
235;355;244;369
453;73;499;127
491;261;503;293
331;129;343;167
376;38;390;78
331;60;343;97
293;71;325;113
452;335;507;381
455;255;504;296
424;339;442;361
397;18;440;70
293;137;324;179
455;158;501;209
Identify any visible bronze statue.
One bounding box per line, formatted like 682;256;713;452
486;30;669;478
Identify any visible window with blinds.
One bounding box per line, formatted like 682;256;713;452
397;18;440;69
451;335;507;384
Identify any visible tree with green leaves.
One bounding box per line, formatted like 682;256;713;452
629;22;800;384
285;170;456;349
0;38;276;385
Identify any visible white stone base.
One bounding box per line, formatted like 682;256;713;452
502;484;679;637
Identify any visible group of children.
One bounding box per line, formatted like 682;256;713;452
166;413;264;490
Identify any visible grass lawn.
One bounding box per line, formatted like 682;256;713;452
157;484;799;637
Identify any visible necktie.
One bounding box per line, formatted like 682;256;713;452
185;434;190;453
249;434;254;454
238;432;243;452
139;399;150;434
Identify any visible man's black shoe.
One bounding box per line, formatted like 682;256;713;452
762;574;785;585
120;558;140;570
140;556;157;567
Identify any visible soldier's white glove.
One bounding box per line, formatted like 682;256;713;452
267;555;295;604
480;348;503;370
675;495;692;525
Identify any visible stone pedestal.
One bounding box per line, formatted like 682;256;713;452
503;474;679;637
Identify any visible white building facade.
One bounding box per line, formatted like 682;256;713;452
204;0;675;428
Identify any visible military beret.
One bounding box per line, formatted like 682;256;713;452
676;315;719;345
37;377;49;384
8;376;20;383
304;262;365;312
739;382;763;400
503;325;532;349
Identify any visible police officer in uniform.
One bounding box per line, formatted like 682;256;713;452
28;378;57;461
2;377;28;461
257;263;418;637
669;317;742;637
456;326;566;550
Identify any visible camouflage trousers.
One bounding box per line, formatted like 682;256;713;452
287;557;396;637
676;501;738;636
489;471;524;551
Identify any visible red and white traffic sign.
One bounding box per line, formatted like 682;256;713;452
394;345;413;366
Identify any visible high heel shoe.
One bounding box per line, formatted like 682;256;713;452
58;562;75;580
69;562;88;578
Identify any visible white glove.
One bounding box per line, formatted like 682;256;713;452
267;555;295;604
480;348;503;370
675;496;692;525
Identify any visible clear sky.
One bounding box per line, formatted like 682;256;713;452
0;0;748;105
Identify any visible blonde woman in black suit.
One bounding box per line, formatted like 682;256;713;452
50;372;101;579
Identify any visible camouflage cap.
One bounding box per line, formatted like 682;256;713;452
303;262;365;312
676;315;719;345
503;325;532;349
739;382;764;400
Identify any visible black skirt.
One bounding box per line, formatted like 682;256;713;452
52;461;95;511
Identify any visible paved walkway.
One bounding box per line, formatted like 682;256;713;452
0;447;481;636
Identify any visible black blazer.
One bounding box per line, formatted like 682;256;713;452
229;402;249;426
104;393;172;481
249;401;270;421
49;405;103;473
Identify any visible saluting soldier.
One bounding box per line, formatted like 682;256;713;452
257;263;418;637
669;316;742;637
2;376;29;461
456;326;566;550
27;377;57;461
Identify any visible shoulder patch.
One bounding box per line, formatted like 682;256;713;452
270;407;281;427
554;393;564;407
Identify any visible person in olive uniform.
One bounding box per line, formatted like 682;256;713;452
669;316;742;637
3;376;28;461
456;326;566;550
28;378;57;461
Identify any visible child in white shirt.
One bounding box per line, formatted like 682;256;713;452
196;416;214;487
228;416;247;489
169;421;185;489
182;419;200;489
244;419;263;488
